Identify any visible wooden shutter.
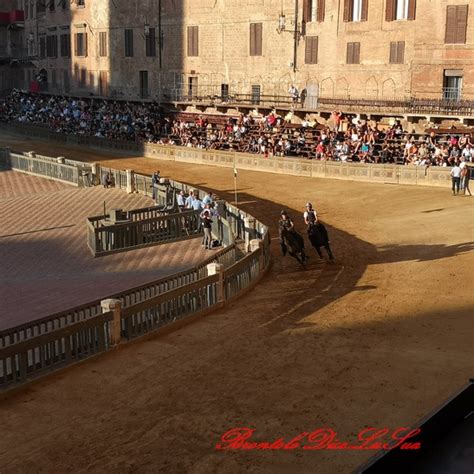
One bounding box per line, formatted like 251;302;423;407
361;0;368;21
187;27;192;56
303;0;311;23
66;34;71;57
125;30;133;57
83;33;87;57
250;23;262;56
456;5;469;43
346;42;353;63
343;0;352;22
147;28;156;56
353;42;360;63
407;0;416;20
397;41;405;63
194;27;199;56
256;23;262;55
390;41;404;63
305;36;318;64
317;0;325;22
250;23;255;55
187;26;198;56
385;0;395;21
445;6;462;43
99;32;107;57
389;41;397;63
74;33;78;56
305;38;311;63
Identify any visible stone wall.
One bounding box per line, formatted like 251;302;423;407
13;0;474;103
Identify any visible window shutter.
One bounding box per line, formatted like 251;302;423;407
187;26;192;56
305;38;311;64
397;41;405;63
124;30;133;56
303;0;310;23
84;33;88;56
150;28;156;56
445;6;457;43
343;0;352;22
317;0;325;22
407;0;416;20
194;26;199;56
346;42;353;63
74;33;78;56
389;41;396;63
305;36;318;64
250;23;255;56
361;0;368;21
385;0;395;21
456;5;468;44
354;42;360;63
255;23;262;55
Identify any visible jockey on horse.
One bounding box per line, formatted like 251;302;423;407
278;210;308;264
304;202;334;260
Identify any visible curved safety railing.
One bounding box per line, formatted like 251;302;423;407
0;151;270;390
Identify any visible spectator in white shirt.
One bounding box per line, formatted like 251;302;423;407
450;164;462;195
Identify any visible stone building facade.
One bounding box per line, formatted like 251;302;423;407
2;0;473;106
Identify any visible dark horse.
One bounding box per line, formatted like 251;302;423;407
281;228;308;264
307;222;334;260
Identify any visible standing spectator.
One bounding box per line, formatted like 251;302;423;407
151;170;160;200
177;190;185;210
288;84;299;107
451;163;462;195
200;208;213;250
202;191;214;206
331;111;343;133
462;165;472;196
185;189;195;208
190;195;203;210
102;171;113;188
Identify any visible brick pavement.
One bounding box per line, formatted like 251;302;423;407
0;171;210;330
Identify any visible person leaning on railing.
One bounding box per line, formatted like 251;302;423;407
200;206;213;250
102;172;113;188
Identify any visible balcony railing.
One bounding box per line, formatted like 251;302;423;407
158;87;473;116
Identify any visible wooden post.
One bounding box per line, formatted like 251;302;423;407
250;239;265;274
101;298;122;346
244;217;256;252
126;169;135;193
207;263;225;303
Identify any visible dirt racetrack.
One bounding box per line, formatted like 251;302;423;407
0;132;473;474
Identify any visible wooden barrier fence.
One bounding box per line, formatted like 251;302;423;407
0;151;270;390
1;122;453;187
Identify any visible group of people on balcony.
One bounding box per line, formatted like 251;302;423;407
1;90;473;170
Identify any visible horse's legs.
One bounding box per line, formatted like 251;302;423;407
324;243;334;259
289;251;302;264
315;246;323;258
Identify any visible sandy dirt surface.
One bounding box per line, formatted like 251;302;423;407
0;131;473;473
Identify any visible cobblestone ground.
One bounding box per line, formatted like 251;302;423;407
0;170;209;330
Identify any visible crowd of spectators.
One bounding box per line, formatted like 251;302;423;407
1;90;473;167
